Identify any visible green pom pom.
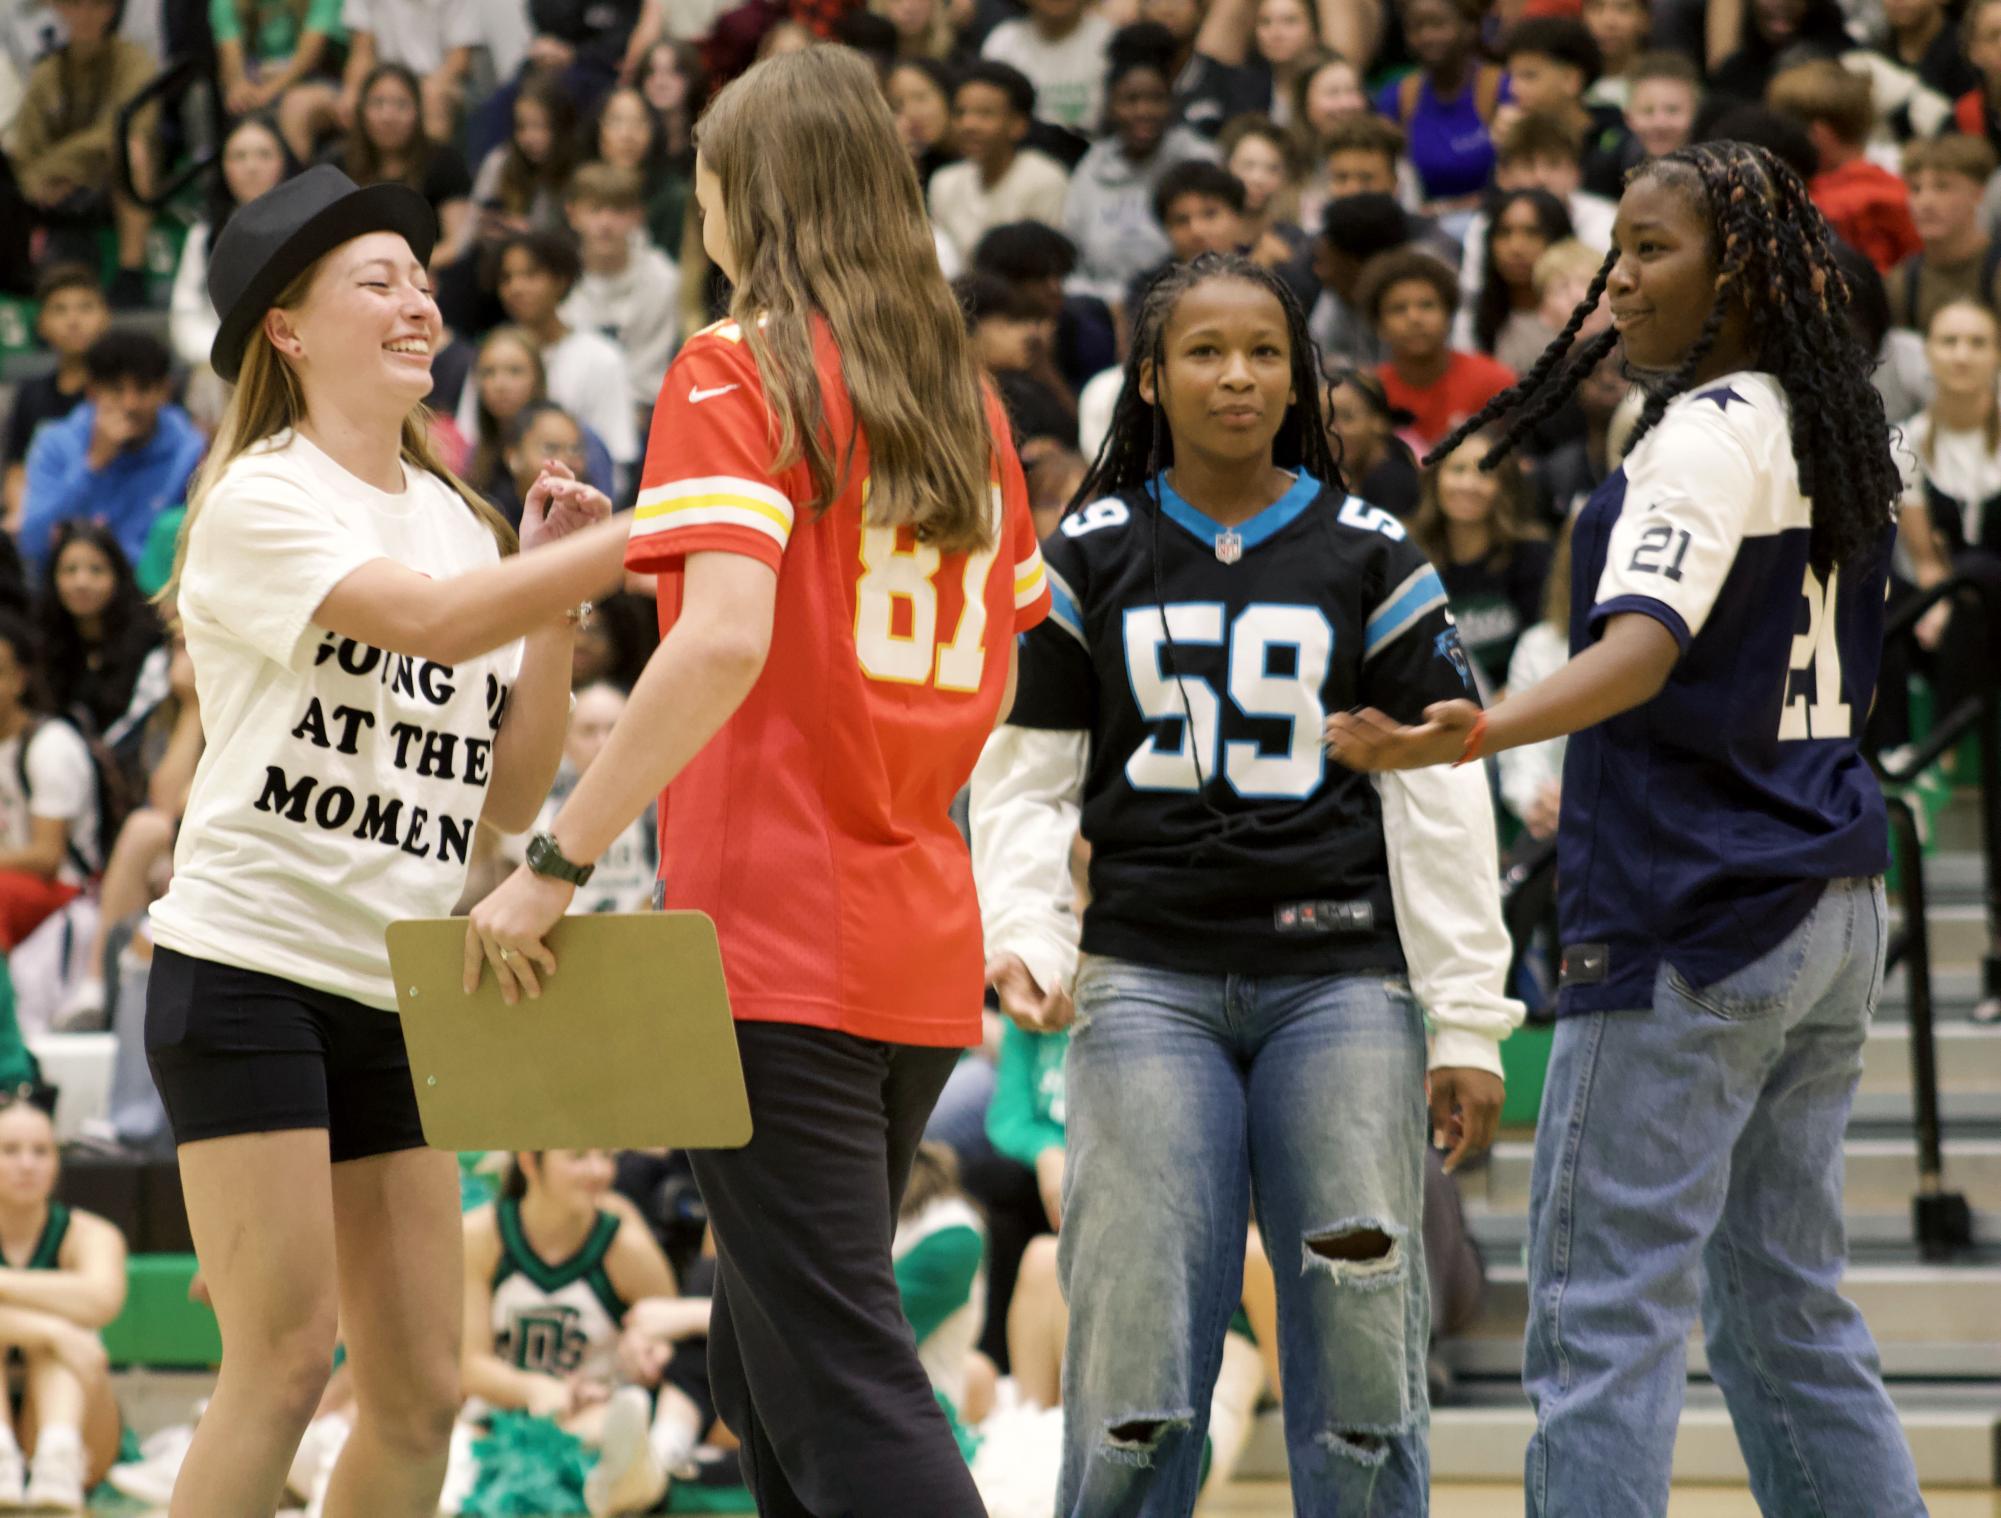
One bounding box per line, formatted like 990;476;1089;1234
461;1411;594;1516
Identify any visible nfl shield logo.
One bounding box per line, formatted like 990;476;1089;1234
1214;531;1243;565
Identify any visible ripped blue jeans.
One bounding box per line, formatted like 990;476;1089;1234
1057;957;1432;1517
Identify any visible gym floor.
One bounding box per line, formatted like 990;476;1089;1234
1202;1482;2001;1515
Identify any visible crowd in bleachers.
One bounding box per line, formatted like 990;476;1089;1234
0;0;1998;1508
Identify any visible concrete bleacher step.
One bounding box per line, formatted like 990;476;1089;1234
1469;1137;2001;1218
1234;1386;2001;1487
29;1031;116;1142
1892;904;1997;969
1877;964;1985;1017
1854;1021;2001;1125
1933;796;1993;856
1443;1264;2001;1380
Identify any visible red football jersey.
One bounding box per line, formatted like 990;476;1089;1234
626;317;1051;1047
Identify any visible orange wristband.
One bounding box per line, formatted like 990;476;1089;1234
1453;712;1490;768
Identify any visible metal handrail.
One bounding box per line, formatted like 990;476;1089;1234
114;54;226;213
1869;571;2001;1261
1491;571;1999;1259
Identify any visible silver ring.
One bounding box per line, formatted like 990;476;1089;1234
499;947;516;960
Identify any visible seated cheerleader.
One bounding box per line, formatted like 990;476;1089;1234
459;1149;707;1517
0;1093;128;1514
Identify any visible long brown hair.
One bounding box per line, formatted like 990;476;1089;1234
1920;297;2001;466
162;256;516;607
343;62;436;193
499;75;580;222
696;48;997;553
469;326;549;492
899;1141;971;1222
1539;514;1574;632
1410;429;1545;570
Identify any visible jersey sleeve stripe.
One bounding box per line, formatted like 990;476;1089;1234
1588;592;1693;652
637;474;795;522
1014;558;1048;610
1045;564;1086;646
630;501;790;549
1364;565;1448;660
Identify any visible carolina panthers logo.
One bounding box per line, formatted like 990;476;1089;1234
1434;626;1474;691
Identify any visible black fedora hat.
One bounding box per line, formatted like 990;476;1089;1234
207;164;437;384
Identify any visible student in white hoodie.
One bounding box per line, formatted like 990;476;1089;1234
559;164;681;418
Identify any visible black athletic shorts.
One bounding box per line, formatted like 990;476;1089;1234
146;947;427;1163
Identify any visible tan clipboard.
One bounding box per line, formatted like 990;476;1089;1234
386;913;752;1152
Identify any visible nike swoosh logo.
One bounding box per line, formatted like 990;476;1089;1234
689;383;741;404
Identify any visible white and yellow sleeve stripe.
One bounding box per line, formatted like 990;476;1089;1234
632;475;795;551
1013;543;1048;610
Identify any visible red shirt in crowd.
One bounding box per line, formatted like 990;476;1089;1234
1955;89;1993;140
1377;351;1518;455
1809;159;1922;273
626;317;1051;1048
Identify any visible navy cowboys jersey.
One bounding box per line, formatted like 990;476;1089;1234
1557;372;1890;1015
1008;471;1477;975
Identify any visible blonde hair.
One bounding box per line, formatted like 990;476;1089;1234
1411;428;1547;569
696;48;998;554
1540;515;1574;632
1532;238;1605;300
870;0;955;60
565;161;645;212
1766;59;1874;148
1902;132;1999;186
162;258;516;607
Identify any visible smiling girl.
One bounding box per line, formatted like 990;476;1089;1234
1410;428;1551;691
1461;187;1575;370
38;523;165;743
143;166;628;1518
973;252;1518;1514
1328;141;1923;1518
1062;24;1222;306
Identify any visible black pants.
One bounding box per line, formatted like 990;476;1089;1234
688;1022;983;1518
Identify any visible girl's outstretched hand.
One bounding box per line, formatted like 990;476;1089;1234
1324;699;1482;772
520;461;613;552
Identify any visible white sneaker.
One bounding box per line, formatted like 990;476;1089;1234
286;1413;350;1503
585;1387;668;1517
300;1413;351;1518
22;1435;84;1513
0;1441;25;1512
106;1423;193;1507
51;978;106;1033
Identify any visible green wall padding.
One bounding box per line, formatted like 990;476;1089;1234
102;1253;219;1368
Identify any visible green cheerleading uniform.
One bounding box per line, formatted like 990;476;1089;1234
488;1199;629;1386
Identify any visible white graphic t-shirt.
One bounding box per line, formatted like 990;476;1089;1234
149;430;522;1010
0;722;98;888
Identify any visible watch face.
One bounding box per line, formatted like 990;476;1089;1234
531;834;590;885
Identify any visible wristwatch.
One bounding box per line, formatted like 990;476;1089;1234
526;831;595;887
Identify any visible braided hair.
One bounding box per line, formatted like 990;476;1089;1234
1072;252;1341;511
1069;253;1342;855
1426;140;1897;577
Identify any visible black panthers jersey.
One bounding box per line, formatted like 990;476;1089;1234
1010;472;1475;976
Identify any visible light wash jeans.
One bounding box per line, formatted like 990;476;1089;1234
1524;877;1926;1517
1057;957;1432;1517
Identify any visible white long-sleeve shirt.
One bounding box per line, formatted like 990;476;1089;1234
969;725;1522;1077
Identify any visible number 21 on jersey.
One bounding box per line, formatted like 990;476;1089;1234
852;488;1003;692
1779;565;1849;741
